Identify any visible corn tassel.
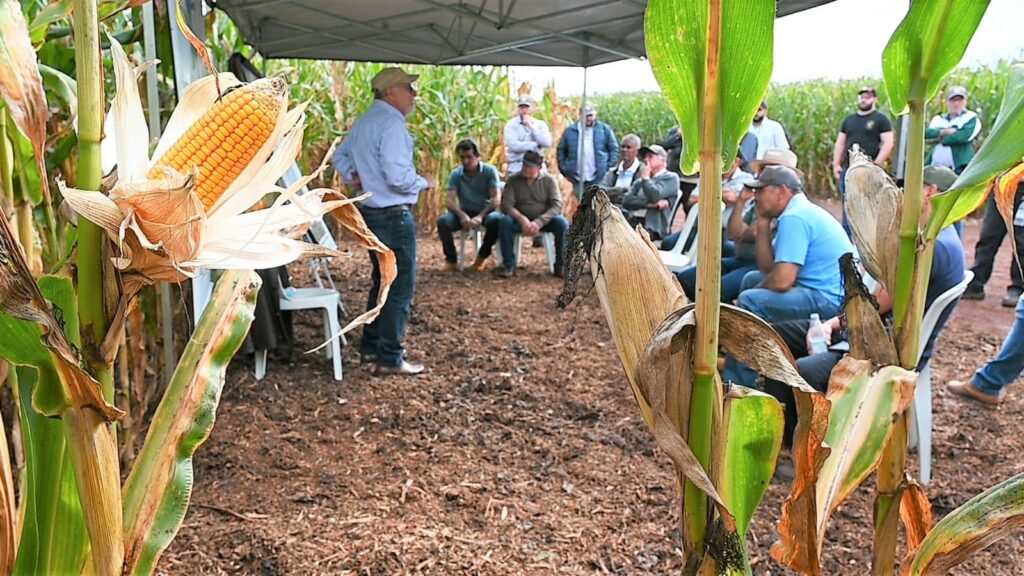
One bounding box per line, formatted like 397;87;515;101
150;78;285;210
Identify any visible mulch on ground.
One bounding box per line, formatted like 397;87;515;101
161;217;1024;575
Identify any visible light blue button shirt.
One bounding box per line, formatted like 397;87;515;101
332;100;428;208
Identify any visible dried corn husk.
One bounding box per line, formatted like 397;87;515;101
845;147;902;295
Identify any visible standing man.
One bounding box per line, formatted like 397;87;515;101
961;181;1024;306
333;67;432;376
504;95;552;177
832;86;894;235
749;100;790;160
494;151;568;278
926;86;981;174
557;103;618;199
437;139;502;272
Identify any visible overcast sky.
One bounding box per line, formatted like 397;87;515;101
509;0;1024;96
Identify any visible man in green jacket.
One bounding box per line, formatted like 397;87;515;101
925;85;981;174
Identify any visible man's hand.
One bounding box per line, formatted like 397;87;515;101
521;114;534;128
940;127;956;137
722;187;738;206
805;317;836;355
638;162;651;179
458;213;472;228
739;186;754;203
833;164;843;181
467;215;482;230
522;220;541;236
652;199;670;210
349;172;362;191
424;175;436;190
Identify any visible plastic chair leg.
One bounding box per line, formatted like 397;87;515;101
913;365;933;484
543;233;556;274
322;309;333;359
327;304;343;381
254;349;268;380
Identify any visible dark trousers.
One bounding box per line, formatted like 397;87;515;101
498;215;568;270
360;208;417;367
969;193;1024;292
437;211;500;264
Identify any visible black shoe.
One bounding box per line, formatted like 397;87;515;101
1003;287;1023;308
961;285;985;301
492;266;516;279
552;261;564;278
374;360;425;376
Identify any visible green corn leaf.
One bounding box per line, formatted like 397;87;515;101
720;385;783;538
28;0;72;46
905;471;1024;575
882;0;989;113
644;0;774;176
121;269;261;576
8;275;88;576
12;367;89;576
38;63;76;121
929;63;1024;234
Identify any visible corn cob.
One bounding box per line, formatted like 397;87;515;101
151;77;287;210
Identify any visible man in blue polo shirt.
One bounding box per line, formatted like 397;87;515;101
738;165;853;323
437;139;502;272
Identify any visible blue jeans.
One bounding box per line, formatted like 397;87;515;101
436;211;501;264
972;297;1024;394
498;214;568;270
676;257;758;302
360;207;417;367
737;286;840;324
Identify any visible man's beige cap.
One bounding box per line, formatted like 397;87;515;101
748;148;799;174
371;67;420;91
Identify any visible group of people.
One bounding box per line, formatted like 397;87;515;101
331;66;1023;411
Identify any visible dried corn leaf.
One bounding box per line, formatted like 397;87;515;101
0;408;13;575
903;471;1024;576
900;475;934;560
839;253;898;366
994;163;1024;289
0;0;50;203
845;148;902;296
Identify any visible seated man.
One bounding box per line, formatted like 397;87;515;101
437;139;502;271
661;150;754;254
601;133;643;205
737;165;853;324
621;144;680;241
763;165;966;444
677;148;798;302
494;150;568;278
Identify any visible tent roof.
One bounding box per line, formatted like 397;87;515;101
217;0;837;67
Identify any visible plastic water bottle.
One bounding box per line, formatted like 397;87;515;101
808;313;828;355
284;286;297;298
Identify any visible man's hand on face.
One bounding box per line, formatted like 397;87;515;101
722;187;738;206
739;186;754;203
638;160;651;179
521;114;534;128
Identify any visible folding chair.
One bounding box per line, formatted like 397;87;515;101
908;270;973;485
255;275;344;382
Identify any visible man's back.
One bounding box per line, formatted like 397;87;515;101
773;195;853;306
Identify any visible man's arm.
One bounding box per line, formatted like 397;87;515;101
727;191;753;242
605;126;620;172
939;116;981;144
534;177;562;228
332;138;356;183
760;262;799;292
875;131;895;165
380;125;428;196
755;217;775;273
504;120;536;154
832;132;847;179
556;132;571;177
773;122;791;150
445;187;469;221
533;121;553;148
637;172;678;204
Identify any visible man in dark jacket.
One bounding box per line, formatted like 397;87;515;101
557;103;618;199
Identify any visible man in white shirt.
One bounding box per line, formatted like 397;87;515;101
749;100;790;160
503;95;552;177
600;134;642;204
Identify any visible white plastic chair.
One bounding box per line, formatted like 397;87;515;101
254;276;344;382
908;270;973;485
659;202;700;273
457;228;495;270
306;217;347;316
510;232;556;273
650;190;684;250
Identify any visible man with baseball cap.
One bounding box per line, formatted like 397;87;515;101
504;94;552;177
494;150;568;278
332;66;432;376
557;103;619;198
926;85;981;174
736;165;853;325
832;86;895;237
620;144;680;240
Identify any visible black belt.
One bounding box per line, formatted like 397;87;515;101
359;204;413;213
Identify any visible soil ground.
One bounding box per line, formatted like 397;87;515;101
161;208;1024;575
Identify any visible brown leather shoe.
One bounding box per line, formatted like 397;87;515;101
492;266;516;279
442;262;459;272
375;360;425;376
947;379;1002;407
471;256;488;272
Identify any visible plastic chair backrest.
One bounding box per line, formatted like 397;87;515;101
916;270;973;367
665;201;698;256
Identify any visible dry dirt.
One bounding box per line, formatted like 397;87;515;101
160;213;1024;575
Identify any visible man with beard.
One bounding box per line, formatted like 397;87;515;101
749;100;790;160
831;86;894;236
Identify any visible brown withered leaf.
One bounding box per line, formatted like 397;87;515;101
839;253;898;366
900;474;934;561
0;0;51;203
845;147;902;296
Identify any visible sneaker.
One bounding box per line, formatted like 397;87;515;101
947;379;1002;407
1002;287;1023;308
471;256;489;272
492;266;516;279
442;261;459;272
961;284;985;301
